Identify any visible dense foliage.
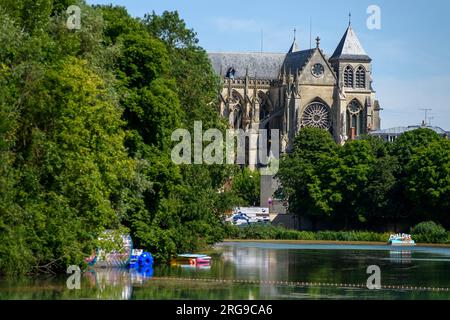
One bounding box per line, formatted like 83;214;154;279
277;128;450;230
230;168;260;206
0;1;246;275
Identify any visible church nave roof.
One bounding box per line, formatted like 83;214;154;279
208;52;286;80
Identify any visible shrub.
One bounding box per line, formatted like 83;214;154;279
223;225;393;243
411;221;448;243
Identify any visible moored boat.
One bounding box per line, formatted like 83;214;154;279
171;254;212;267
388;234;416;246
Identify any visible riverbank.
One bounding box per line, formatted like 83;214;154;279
223;224;450;245
223;239;450;248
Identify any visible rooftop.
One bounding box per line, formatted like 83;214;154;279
371;125;448;136
208;24;370;80
208;52;286;80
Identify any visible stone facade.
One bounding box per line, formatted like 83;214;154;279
208;25;382;153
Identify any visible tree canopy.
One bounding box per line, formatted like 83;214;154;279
277;128;450;230
0;1;242;275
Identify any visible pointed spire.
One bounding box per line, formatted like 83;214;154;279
288;28;300;53
349;12;352;27
330;22;371;62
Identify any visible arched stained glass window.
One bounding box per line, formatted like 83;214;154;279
301;102;332;130
347;100;365;139
234;105;243;129
258;92;270;121
230;90;244;129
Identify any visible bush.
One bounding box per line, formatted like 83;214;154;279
411;221;448;243
223;225;392;243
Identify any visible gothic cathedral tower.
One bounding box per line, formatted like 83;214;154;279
329;23;381;142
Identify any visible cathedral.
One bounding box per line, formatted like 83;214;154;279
208;23;382;152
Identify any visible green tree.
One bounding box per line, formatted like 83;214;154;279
231;168;261;206
143;11;222;129
390;128;443;223
0;30;26;274
102;8;236;261
360;154;399;228
354;135;398;228
0;4;245;274
0;46;138;274
334;140;376;228
405;140;450;226
93;4;144;45
277;128;341;230
0;0;53;34
391;128;442;167
144;11;198;48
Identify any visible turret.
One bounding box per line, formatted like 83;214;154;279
329;23;372;91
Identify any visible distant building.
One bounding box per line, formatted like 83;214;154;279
370;124;449;142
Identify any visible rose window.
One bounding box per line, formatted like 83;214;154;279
301;102;332;130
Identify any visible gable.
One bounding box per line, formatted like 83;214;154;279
297;49;337;85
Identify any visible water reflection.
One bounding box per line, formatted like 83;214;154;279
84;268;154;300
389;251;412;264
1;243;450;300
221;246;289;298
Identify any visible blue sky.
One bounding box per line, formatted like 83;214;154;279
87;0;450;130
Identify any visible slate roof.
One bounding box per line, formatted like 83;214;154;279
282;49;315;75
208;52;286;80
330;26;371;62
208;26;371;80
208;49;317;80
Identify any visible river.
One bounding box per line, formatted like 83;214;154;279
1;242;450;300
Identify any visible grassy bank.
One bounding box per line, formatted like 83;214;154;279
223;225;450;245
